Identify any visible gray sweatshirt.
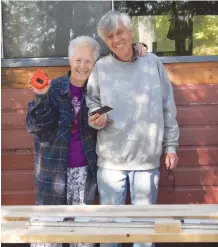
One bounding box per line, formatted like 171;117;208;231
86;53;179;171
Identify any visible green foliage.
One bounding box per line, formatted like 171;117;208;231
193;15;218;55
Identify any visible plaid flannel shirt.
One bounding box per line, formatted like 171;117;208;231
26;71;98;205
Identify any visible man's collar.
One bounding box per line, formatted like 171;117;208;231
110;45;139;62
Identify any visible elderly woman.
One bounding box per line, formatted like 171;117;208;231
26;36;147;247
27;36;101;208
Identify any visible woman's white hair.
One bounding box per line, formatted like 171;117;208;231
68;36;101;61
97;11;132;40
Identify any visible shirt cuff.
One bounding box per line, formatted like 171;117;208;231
164;146;177;154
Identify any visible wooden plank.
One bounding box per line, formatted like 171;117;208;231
2;129;33;149
157;186;218;204
2;125;218;150
1;67;69;88
2;105;218;130
1;62;218;88
2;110;27;130
154;219;181;233
1;88;34;110
2;205;218;220
3;147;216;171
174;84;218;105
1;221;218;243
177;105;218;125
2;186;216;206
179;125;218;146
2;85;218;110
165;62;218;85
1;170;34;191
176;147;218;166
1;152;34;170
159;166;218;186
1;190;35;206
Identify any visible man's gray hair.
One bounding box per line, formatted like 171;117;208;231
68;36;101;61
97;11;132;40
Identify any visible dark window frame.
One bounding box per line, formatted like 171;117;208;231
1;55;218;68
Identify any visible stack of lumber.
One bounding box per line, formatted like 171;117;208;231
1;205;218;243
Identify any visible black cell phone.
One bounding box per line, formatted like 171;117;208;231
89;106;113;116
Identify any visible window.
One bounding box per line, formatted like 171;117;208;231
115;1;218;56
2;1;111;59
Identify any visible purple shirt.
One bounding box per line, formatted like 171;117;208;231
68;83;88;168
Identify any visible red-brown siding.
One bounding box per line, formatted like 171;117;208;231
1;62;218;205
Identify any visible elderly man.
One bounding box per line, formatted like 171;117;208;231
26;33;147;247
86;11;179;247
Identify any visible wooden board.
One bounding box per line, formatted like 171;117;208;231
1;220;218;243
176;147;218;166
2;85;218;110
173;84;218;105
1;62;218;88
2;125;218;150
179;125;218;146
2;105;218;130
157;187;218;204
2;187;218;206
1;67;69;88
159;166;218;186
2;205;218;221
1;152;34;170
1;190;35;206
176;105;218;126
1;170;34;191
165;62;218;85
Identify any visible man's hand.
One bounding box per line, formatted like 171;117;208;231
165;153;178;170
29;79;51;95
88;113;108;128
135;43;148;57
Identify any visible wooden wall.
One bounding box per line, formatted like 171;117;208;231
1;62;218;205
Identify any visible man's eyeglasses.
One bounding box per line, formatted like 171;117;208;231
166;168;176;193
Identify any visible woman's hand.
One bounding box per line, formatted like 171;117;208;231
29;78;51;95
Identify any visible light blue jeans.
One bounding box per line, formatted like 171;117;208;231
97;167;160;247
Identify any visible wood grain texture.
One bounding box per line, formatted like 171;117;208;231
179;125;218;146
157;186;218;204
2;125;218;150
1;88;34;109
159;166;218;186
176;147;218;166
2;110;27;130
1;62;218;88
2;221;218;243
1;67;69;88
165;62;218;85
2;204;218;219
1;62;218;207
174;84;218;105
1;147;217;171
1;170;34;191
2;105;218;130
2;129;33;149
176;105;218;125
2;186;218;205
2;85;218;110
1;152;34;170
1;190;35;205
